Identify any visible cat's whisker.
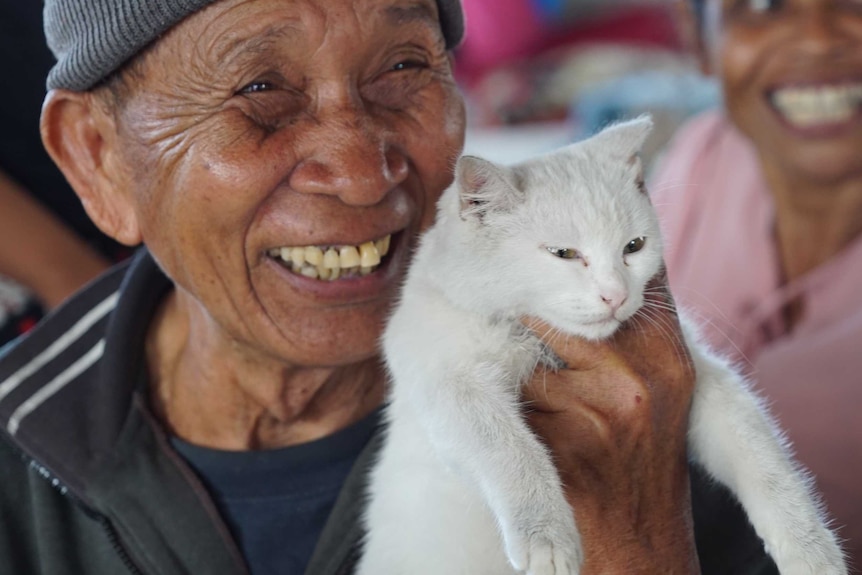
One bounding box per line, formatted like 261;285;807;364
640;305;693;377
545;326;568;360
642;301;679;314
638;304;678;343
662;289;756;369
637;312;676;356
626;313;650;342
647;181;699;194
539;366;551;403
681;310;755;372
641;301;680;332
642;291;678;306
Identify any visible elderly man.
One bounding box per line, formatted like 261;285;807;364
0;0;777;573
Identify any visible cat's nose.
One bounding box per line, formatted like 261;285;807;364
600;292;627;314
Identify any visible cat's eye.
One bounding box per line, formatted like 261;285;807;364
624;237;646;255
546;246;578;259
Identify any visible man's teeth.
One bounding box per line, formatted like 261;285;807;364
268;235;391;281
772;84;862;127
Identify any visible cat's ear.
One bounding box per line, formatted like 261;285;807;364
590;115;654;160
456;155;522;221
630;154;647;195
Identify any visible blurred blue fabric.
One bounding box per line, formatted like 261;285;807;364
573;71;721;139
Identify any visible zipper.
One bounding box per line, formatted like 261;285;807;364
96;513;146;575
10;441;146;575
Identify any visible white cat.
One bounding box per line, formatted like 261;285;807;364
357;117;846;575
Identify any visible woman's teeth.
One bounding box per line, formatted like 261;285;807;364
771;83;862;127
269;235;391;281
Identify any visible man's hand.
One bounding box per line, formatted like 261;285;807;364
522;270;701;574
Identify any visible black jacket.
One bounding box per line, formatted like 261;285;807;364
0;249;777;574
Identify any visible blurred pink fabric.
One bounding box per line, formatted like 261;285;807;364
651;110;862;566
454;1;680;84
458;0;545;72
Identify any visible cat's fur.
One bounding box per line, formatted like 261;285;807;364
357;117;846;575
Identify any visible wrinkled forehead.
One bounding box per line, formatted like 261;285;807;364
102;0;449;102
183;0;439;62
45;0;461;91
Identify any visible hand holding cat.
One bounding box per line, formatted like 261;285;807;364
521;269;702;575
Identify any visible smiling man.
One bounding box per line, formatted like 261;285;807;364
0;0;784;574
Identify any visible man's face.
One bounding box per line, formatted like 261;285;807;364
108;0;465;366
702;0;862;182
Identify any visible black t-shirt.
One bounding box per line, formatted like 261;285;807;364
171;410;381;575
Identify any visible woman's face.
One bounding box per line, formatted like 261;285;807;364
701;0;862;183
105;0;465;367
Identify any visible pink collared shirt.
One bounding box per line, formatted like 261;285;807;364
651;110;862;562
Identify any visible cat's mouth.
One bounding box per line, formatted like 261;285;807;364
586;317;620;329
574;316;622;340
267;234;392;281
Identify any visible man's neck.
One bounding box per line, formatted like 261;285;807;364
145;289;386;450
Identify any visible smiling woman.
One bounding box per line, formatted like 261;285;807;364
653;0;862;566
0;0;792;573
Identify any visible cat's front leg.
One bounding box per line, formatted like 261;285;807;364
420;358;582;575
684;326;847;575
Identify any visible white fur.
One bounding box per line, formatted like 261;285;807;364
357;117;846;575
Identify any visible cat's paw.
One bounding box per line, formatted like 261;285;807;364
504;528;581;575
767;531;847;575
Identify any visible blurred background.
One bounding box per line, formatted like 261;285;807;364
0;0;716;343
456;0;719;166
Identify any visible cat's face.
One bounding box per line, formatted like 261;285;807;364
501;172;662;341
455;117;662;341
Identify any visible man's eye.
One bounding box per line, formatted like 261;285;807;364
624;237;646;255
238;81;274;95
391;59;426;72
547;246;578;259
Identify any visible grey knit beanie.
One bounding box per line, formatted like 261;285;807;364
44;0;465;91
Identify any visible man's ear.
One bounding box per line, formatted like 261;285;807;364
673;0;713;76
40;89;142;246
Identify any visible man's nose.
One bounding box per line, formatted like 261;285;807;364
288;107;409;206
